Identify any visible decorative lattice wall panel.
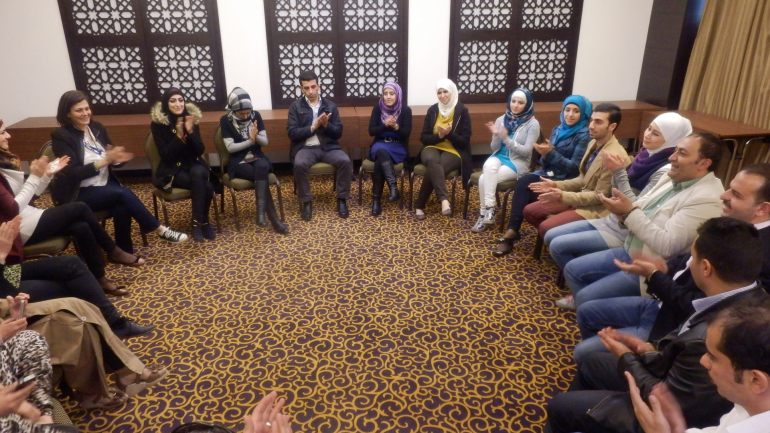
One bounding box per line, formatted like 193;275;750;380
58;0;226;114
264;0;409;108
449;0;583;103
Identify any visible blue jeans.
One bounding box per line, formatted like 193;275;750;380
544;220;608;270
565;247;641;307
573;297;660;363
77;179;160;253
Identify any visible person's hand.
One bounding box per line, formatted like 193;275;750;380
184;115;195;134
626;372;686;433
534;139;553;156
614;258;666;279
0;317;27;342
437;124;451;139
599;188;635;216
0;382;35;417
529;177;558;193
249;121;258;142
175;117;186;139
105;146;133;165
7;293;29;320
28;157;48;177
318;112;330;128
384;115;397;128
15;400;41;422
610;329;655;354
537;188;562;204
485;121;499;137
598;327;633;357
0;216;21;264
243;391;292;433
603;151;628;172
45;155;70;176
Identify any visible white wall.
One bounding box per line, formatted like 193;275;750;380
572;0;654;100
0;0;653;126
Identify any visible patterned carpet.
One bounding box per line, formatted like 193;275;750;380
53;175;579;433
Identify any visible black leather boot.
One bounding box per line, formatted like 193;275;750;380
372;165;385;216
265;187;288;235
255;180;268;227
382;159;400;202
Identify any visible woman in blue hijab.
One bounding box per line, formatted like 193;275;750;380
493;94;592;256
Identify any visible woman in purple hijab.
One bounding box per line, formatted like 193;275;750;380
366;82;412;216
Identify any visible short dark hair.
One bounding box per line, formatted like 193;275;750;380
691;132;722;173
56;90;89;126
694;217;761;283
711;297;770;382
593;103;622;128
738;163;770;203
298;70;318;85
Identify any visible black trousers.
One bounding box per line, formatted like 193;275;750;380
233;158;271;182
26;202;115;279
172;162;214;223
507;172;541;231
12;256;121;326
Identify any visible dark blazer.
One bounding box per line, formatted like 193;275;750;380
149;103;206;188
219;111;270;179
50;122;118;204
647;225;770;341
286;97;343;161
588;287;768;432
420;102;472;187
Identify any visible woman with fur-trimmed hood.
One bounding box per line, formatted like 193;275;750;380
150;88;216;242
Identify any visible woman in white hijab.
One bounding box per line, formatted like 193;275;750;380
414;79;472;219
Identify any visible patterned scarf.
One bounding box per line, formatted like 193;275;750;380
503;88;534;138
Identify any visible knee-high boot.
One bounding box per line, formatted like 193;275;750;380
255;180;268;227
371;165;385;217
264;187;288;235
382;159;400;202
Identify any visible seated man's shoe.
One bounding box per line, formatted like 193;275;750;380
300;201;313;221
337;199;349;218
555;295;576;310
112;317;155;339
371;199;382;217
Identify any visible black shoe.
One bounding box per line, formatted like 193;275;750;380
387;182;400;202
191;221;204;242
492;232;521;257
337;199;349;218
301;201;313;221
112;317;155;339
202;223;216;241
371;199;382;216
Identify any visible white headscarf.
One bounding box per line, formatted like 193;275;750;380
435;78;459;117
649;112;693;154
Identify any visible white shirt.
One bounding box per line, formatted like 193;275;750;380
686;405;770;433
0;168;50;243
304;96;321;147
80;126;109;188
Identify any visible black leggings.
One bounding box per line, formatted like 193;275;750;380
27;202;115;279
233;158;271;182
172;163;214;223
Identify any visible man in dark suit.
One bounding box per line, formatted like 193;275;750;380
574;163;770;362
287;70;353;220
546;217;769;433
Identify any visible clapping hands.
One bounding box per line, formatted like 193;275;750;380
243;391;292;433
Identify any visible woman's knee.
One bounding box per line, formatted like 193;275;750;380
190;163;209;179
374;149;390;162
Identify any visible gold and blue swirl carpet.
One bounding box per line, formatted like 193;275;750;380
58;176;578;433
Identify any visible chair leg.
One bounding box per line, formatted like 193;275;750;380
152;195;159;219
213;196;222;233
275;183;286;222
229;188;240;232
499;190;512;233
220;192;225;213
450;177;457;216
462;182;471;220
161;201;170;227
357;166;364;206
409;173;415;211
556;269;565;289
533;234;544;261
141;232;149;247
398;172;405;210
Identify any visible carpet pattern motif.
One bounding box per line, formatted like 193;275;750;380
53;176;579;433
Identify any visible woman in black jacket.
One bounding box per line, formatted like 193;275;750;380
219;87;287;234
367;82;411;216
51;90;188;254
414;78;472;219
150;88;216;242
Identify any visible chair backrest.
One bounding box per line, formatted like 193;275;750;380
39;140;55;160
144;133;161;178
213;127;229;174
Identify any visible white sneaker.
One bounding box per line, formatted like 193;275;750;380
471;216;486;233
482;207;496;225
441;200;452;216
158;226;188;243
